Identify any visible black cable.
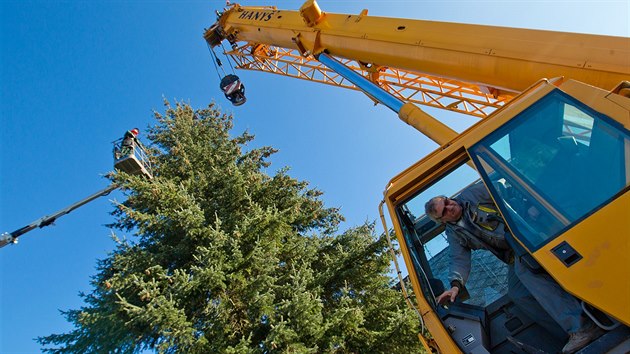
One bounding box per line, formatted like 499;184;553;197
220;41;236;73
207;43;226;80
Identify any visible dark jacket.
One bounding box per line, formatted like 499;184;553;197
446;183;513;287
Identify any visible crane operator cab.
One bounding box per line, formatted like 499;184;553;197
112;128;153;179
384;79;630;354
220;74;246;106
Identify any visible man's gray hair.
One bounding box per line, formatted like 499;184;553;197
425;195;447;222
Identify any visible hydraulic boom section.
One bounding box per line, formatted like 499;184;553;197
206;1;629;117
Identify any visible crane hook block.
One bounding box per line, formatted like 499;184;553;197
220;74;246;106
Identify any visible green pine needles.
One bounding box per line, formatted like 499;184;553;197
38;101;422;353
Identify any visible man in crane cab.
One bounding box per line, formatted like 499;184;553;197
425;183;604;354
219;74;246;106
121;128;140;156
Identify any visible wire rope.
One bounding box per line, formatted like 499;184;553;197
207;43;226;80
220;41;237;73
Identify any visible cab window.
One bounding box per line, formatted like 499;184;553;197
396;163;509;308
470;90;630;250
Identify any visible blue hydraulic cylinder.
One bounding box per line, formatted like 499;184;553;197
317;52;404;113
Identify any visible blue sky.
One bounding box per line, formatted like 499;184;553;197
1;1;627;352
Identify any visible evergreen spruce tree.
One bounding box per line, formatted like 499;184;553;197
38;101;422;353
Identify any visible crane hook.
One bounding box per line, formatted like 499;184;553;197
220;74;246;106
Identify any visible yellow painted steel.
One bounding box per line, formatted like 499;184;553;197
298;0;323;27
534;192;630;326
398;102;458;146
225;44;510;117
207;2;629;101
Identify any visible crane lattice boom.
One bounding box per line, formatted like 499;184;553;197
226;44;514;118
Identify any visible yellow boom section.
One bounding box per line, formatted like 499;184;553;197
205;2;630;118
224;44;510;118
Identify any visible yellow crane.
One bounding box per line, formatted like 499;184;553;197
204;1;630;352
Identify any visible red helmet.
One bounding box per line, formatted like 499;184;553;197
131;128;140;136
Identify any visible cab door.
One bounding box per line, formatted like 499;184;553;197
467;88;630;326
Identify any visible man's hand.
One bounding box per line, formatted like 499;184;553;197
436;286;460;305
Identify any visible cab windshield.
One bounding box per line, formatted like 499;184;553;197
470;90;630;250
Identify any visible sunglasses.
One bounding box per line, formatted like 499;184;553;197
435;198;454;222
